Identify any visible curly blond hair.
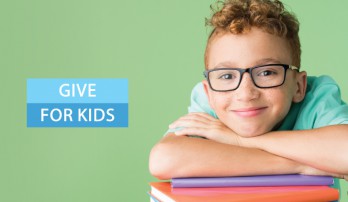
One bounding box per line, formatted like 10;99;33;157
205;0;301;68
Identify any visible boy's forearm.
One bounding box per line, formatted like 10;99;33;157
240;124;348;174
149;133;303;180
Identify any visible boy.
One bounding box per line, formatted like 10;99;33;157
149;0;348;181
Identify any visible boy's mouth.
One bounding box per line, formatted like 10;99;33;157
232;107;268;117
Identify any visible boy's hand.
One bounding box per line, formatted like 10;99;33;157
169;112;241;146
301;165;348;181
301;165;335;176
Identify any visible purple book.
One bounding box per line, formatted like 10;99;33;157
171;174;334;188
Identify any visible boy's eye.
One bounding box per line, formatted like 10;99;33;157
218;74;234;80
257;70;278;77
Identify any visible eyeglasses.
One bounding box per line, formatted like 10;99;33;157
203;64;299;92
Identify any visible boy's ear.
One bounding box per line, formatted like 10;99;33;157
202;80;216;109
292;71;307;103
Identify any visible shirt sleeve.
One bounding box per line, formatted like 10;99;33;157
294;76;348;129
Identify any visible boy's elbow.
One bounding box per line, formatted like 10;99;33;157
149;142;175;180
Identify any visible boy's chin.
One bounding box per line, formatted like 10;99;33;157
232;126;270;138
237;132;263;138
223;120;273;138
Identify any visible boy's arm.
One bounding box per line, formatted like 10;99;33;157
149;133;305;180
240;124;348;175
169;112;347;178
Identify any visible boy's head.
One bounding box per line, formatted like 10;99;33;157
205;0;301;68
202;0;307;137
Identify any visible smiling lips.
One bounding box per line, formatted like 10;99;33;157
232;107;268;117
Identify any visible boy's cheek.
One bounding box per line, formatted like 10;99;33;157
202;80;234;111
208;92;232;112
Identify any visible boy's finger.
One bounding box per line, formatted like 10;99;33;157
169;119;209;129
170;115;211;127
174;127;208;138
188;112;216;121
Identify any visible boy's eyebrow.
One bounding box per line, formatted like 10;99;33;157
254;58;283;66
212;58;283;69
213;61;237;68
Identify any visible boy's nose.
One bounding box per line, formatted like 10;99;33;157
235;73;260;101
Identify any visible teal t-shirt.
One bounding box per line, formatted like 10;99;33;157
188;75;348;130
187;75;348;191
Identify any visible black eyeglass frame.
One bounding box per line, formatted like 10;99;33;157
203;64;299;92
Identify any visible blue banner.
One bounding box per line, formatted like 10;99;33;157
27;79;128;103
27;79;128;127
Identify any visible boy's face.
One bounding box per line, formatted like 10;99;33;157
203;28;307;137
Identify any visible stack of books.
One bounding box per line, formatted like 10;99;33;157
148;174;339;201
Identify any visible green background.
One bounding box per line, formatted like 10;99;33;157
1;0;347;201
